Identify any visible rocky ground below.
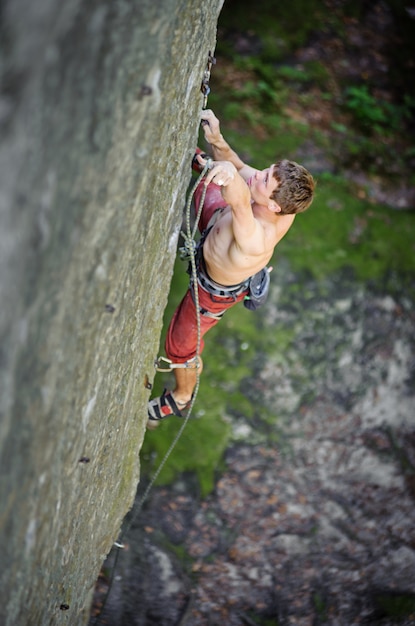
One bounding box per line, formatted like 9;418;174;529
91;271;415;626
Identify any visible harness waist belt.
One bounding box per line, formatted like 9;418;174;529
197;268;250;298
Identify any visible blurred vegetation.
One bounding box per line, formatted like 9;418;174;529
141;0;415;496
214;0;415;180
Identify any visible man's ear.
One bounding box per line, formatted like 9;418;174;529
268;201;281;213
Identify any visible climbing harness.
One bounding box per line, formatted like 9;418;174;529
197;258;251;299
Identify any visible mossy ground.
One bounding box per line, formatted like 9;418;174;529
140;0;415;499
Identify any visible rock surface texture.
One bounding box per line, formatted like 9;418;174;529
0;1;223;624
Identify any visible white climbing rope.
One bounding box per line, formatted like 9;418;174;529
91;161;212;626
92;50;216;624
133;160;211;512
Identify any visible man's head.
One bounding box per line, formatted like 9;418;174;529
270;160;315;214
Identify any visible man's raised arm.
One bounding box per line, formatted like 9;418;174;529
200;109;257;181
202;159;259;243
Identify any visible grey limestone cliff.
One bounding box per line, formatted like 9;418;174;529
0;0;224;624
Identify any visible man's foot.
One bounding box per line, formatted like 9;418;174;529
147;389;191;424
192;147;210;173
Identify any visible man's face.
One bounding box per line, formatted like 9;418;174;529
247;165;279;206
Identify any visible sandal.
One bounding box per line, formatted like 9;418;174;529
147;389;191;421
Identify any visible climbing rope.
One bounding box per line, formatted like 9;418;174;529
119;48;215;527
92;147;213;626
128;159;212;517
92;50;216;623
118;47;215;540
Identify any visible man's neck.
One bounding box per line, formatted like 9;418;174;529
251;200;279;222
251;201;296;243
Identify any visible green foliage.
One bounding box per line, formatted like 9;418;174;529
223;56;331;117
373;591;415;619
224;57;284;116
344;85;414;136
218;0;325;58
313;592;328;621
345;85;389;129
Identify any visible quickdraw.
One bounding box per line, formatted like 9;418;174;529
201;50;216;109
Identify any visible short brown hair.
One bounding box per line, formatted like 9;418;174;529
271;160;315;214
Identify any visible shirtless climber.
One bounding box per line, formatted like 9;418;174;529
147;109;315;424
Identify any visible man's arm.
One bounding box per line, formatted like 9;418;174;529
201;110;257;181
203;160;263;248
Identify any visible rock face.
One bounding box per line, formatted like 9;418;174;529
0;0;223;624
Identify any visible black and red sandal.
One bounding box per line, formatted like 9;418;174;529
147;389;191;422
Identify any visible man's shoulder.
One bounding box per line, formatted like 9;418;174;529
273;213;296;242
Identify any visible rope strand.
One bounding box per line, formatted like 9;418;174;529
92;46;216;623
92;160;211;625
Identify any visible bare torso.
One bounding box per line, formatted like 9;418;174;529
203;203;295;286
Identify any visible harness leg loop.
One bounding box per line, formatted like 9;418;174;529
155;356;200;373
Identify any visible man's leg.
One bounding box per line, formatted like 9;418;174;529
171;355;203;406
164;290;209;407
148;290;204;423
147;358;202;429
148;288;222;423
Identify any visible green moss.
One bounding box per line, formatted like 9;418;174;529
140;0;415;496
281;175;415;283
142;410;231;497
373;591;415;619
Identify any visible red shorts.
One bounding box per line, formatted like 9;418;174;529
165;287;246;363
165;181;246;363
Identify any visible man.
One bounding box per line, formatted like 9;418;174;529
148;109;315;424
